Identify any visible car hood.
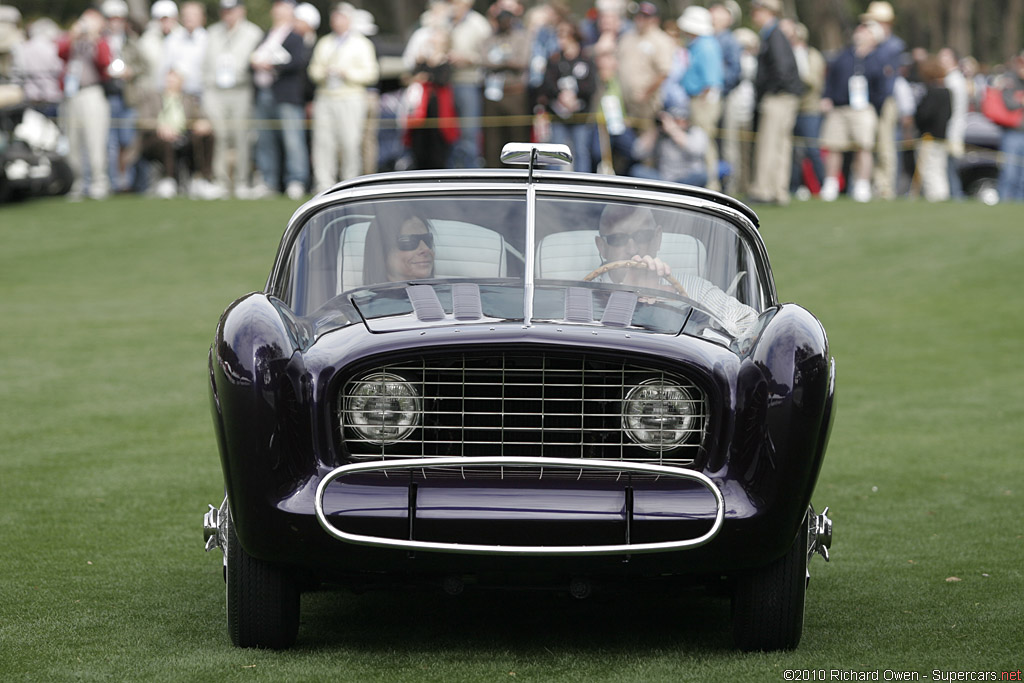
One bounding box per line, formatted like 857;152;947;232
290;281;756;355
344;281;697;337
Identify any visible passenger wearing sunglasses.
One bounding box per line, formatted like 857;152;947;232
362;215;436;284
594;204;759;337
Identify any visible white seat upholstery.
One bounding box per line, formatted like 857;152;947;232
338;220;507;293
432;220;508;279
536;230;706;280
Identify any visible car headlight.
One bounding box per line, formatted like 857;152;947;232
623;379;698;450
343;373;421;444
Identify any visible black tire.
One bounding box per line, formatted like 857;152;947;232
225;510;300;649
731;513;808;651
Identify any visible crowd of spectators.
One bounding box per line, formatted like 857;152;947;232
2;0;1024;203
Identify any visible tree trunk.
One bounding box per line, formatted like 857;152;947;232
1003;0;1024;63
126;0;148;25
947;0;974;58
928;0;946;52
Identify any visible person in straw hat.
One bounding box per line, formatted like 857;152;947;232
677;5;723;190
860;1;905;199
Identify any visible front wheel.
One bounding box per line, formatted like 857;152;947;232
225;509;300;649
731;512;808;651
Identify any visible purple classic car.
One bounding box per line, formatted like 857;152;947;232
203;144;835;651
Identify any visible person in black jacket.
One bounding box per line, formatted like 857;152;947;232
538;20;597;172
747;0;802;205
913;55;951;201
250;0;309;199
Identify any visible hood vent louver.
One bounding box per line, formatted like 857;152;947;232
406;286;445;322
452;283;483;321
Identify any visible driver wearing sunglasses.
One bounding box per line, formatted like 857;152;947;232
595;204;673;288
594;204;760;337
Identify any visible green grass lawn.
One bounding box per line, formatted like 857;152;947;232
1;195;1021;681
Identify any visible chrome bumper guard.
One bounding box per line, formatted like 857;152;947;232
808;505;833;563
314;457;725;556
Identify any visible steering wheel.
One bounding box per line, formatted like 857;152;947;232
582;259;689;298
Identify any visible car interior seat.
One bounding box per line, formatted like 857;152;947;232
536;230;707;281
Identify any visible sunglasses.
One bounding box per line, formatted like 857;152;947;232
601;229;657;248
396;232;434;251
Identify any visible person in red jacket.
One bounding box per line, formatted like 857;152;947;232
58;8;112;200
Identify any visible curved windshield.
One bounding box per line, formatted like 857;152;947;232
534;197;765;338
282;195;528;318
280;192;766;341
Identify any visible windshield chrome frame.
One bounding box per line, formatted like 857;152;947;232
269;172;776;314
524;181;537;326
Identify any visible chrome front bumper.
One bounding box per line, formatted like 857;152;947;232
313;456;725;556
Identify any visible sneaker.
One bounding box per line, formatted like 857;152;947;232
286;181;305;201
205;182;229;200
192;178;228;200
234;184;251;200
852;179;871;203
154;177;177;199
188;177;208;199
820;177;839;202
247;183;276;199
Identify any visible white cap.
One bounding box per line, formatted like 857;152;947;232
677;6;713;37
102;0;129;18
151;0;179;19
0;5;21;24
294;2;320;29
351;8;377;36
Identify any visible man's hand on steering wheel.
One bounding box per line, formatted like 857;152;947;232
583;256;689;297
633;255;670;280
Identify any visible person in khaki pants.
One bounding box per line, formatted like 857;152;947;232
677;6;723;191
307;3;379;192
202;0;263;198
747;0;802;205
861;1;905;199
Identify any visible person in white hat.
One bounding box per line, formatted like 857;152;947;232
860;0;906;199
294;3;320;47
138;0;181;91
307;2;379;190
677;5;723;190
202;0;263;197
100;0;145;193
160;2;207;100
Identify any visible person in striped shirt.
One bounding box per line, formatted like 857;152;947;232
594;204;759;337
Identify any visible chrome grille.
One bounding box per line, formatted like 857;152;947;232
339;353;707;473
